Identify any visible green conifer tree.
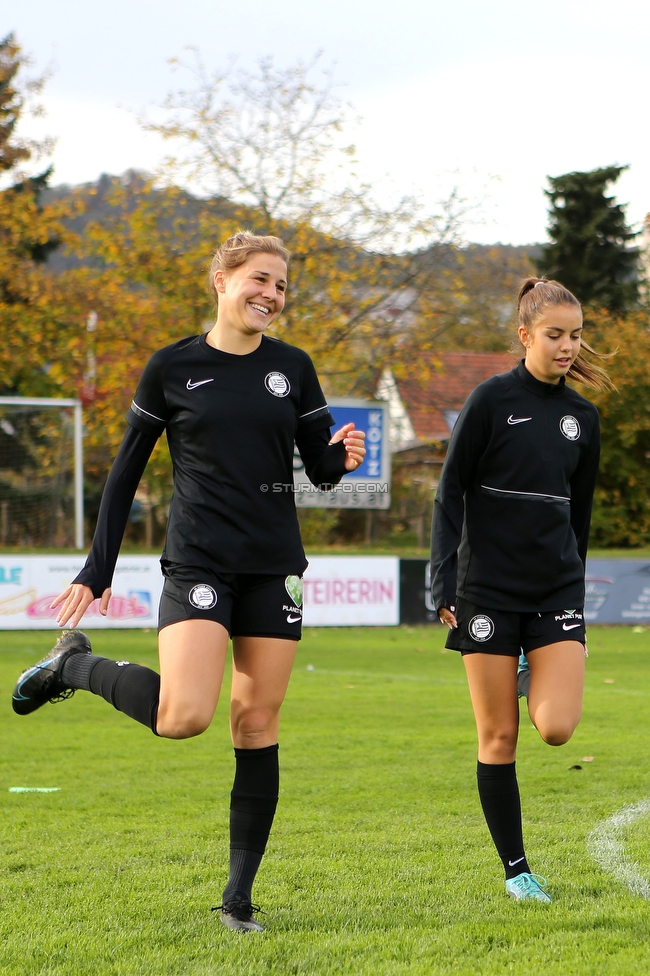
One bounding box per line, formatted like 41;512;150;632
542;165;639;313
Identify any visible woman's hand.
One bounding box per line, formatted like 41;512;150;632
330;422;366;472
50;584;112;628
438;607;457;629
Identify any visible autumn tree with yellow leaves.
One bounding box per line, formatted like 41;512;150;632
140;52;471;390
582;307;650;547
0;33;75;398
0;43;548;547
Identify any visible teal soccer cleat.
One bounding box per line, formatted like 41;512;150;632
517;651;530;699
506;872;551;903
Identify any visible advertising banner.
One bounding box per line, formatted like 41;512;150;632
0;555;400;629
584;559;650;623
399;557;650;626
303;556;399;626
5;554;647;630
0;555;163;629
399;559;442;626
294;398;391;509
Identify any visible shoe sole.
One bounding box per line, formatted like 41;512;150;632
506;888;551;904
219;912;264;932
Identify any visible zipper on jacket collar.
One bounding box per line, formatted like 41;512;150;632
514;360;566;398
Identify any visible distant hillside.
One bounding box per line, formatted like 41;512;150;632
42;171;242;273
40;173;541;352
43;171;542;275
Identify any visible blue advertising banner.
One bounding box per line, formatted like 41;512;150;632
293;398;390;509
400;558;650;626
585;559;650;623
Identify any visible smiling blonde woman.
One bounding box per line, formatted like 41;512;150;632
12;231;366;933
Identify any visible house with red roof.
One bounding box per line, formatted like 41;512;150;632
372;351;518;546
376;351;517;451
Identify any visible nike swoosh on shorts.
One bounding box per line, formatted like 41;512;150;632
563;623;581;630
286;614;302;623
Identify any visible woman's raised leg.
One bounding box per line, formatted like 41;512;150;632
526;640;585;746
156;618;230;738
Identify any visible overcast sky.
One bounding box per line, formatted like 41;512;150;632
9;0;650;245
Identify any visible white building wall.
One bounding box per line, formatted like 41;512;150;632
375;368;419;451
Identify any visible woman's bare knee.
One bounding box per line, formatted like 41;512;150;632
232;705;278;746
478;727;518;763
535;718;578;747
156;704;213;739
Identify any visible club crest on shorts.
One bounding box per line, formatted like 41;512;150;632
188;583;218;610
265;372;290;397
285;575;303;607
559;415;580;440
468;614;495;642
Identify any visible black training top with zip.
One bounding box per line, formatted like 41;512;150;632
75;333;347;597
431;360;600;613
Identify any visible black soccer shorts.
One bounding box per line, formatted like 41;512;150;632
444;596;586;657
158;563;304;640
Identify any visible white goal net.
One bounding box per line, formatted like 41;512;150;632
0;397;83;549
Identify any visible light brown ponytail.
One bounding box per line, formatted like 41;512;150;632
517;277;615;392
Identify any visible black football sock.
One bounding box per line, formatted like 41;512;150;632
222;744;279;904
476;761;531;879
61;652;104;690
62;653;160;734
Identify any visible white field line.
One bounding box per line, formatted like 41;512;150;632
587;798;650;898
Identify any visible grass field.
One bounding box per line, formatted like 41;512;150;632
2;625;650;975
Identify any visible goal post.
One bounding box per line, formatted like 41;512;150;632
0;397;84;550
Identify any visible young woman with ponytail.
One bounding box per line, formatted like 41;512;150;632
430;277;612;902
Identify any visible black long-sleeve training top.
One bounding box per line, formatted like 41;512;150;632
431;360;600;614
74;333;348;597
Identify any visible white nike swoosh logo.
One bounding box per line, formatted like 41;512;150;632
507;415;532;425
563;622;581;630
508;857;525;867
286;614;302;623
187;378;214;390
